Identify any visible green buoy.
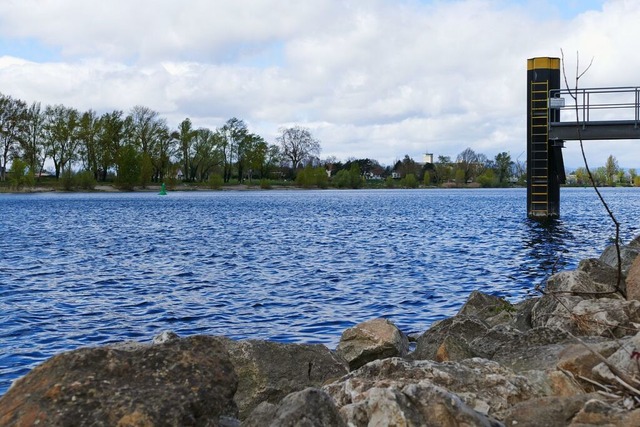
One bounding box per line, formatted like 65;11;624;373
159;183;167;196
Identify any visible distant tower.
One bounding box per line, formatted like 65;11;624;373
423;152;434;164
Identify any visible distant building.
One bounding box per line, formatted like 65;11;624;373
423;153;434;164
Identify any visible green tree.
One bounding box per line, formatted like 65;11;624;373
401;173;418;188
44;105;80;179
218;117;247;183
604;154;619;186
0;93;28;181
96;110;125;181
477;169;498;187
8;157;34;189
139;152;154;188
423;171;432;186
76;110;100;179
494;152;513;185
115;145;140;190
175;118;196;182
434;155;453;184
21;101;47;179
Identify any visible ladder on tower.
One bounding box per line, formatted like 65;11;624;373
530;81;550;216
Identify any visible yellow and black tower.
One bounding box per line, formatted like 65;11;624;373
527;57;565;218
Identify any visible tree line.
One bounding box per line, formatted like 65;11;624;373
0;92;321;189
570;154;640;187
7;91;631;191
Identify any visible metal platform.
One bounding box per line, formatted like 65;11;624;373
548;86;640;141
549;120;640;140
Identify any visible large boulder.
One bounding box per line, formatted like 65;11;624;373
243;388;346;427
626;255;640;301
335;318;409;370
592;330;640;383
600;244;639;277
502;394;603;427
219;338;347;420
533;294;640;338
0;335;238;427
335;382;501;427
323;357;542;421
410;315;488;361
457;290;516;325
577;258;624;294
545;269;623;296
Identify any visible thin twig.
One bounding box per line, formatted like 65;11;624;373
560;49;623;295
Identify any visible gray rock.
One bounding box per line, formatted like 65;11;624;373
336;318;409;371
0;335;238;426
503;394;600;427
530;294;584;331
577;258;624;294
244;388;346;427
152;330;180;344
511;297;539;331
410;316;488;361
626;255;640;301
219;338;347;420
324;357;541;421
337;382;502;427
600;244;639;276
545;269;623;297
457;290;515;322
592;330;640;383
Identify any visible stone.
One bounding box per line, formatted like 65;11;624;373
578;258;624;294
511;297;539;331
435;335;475;362
219;338;347;420
323;357;541;421
0;335;238;427
545;269;622;296
570;298;640;338
502;394;599;427
410;315;488;361
626;255;640;301
570;398;640;426
337;382;502;427
530;294;640;338
457;290;515;322
335;318;409;370
592;331;640;383
489;327;571;372
530;294;583;331
557;340;621;384
243;388;346;427
600;244;639;276
152;330;179;344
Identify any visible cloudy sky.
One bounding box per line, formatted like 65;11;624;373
1;0;639;169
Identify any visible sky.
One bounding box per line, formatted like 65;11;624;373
1;0;639;170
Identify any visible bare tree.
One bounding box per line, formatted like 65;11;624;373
276;126;320;175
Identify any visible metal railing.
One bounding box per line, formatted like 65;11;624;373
549;86;640;127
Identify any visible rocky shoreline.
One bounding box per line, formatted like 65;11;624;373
2;237;640;426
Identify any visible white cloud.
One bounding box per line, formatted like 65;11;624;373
0;0;638;167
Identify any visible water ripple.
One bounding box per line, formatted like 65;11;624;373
1;188;639;394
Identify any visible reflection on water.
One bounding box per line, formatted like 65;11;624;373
0;187;638;395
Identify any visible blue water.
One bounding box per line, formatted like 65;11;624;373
1;187;639;395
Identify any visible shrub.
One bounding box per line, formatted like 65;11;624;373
402;174;418;188
208;174;224;190
75;170;96;190
260;179;272;189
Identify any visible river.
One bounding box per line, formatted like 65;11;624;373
1;187;639;394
